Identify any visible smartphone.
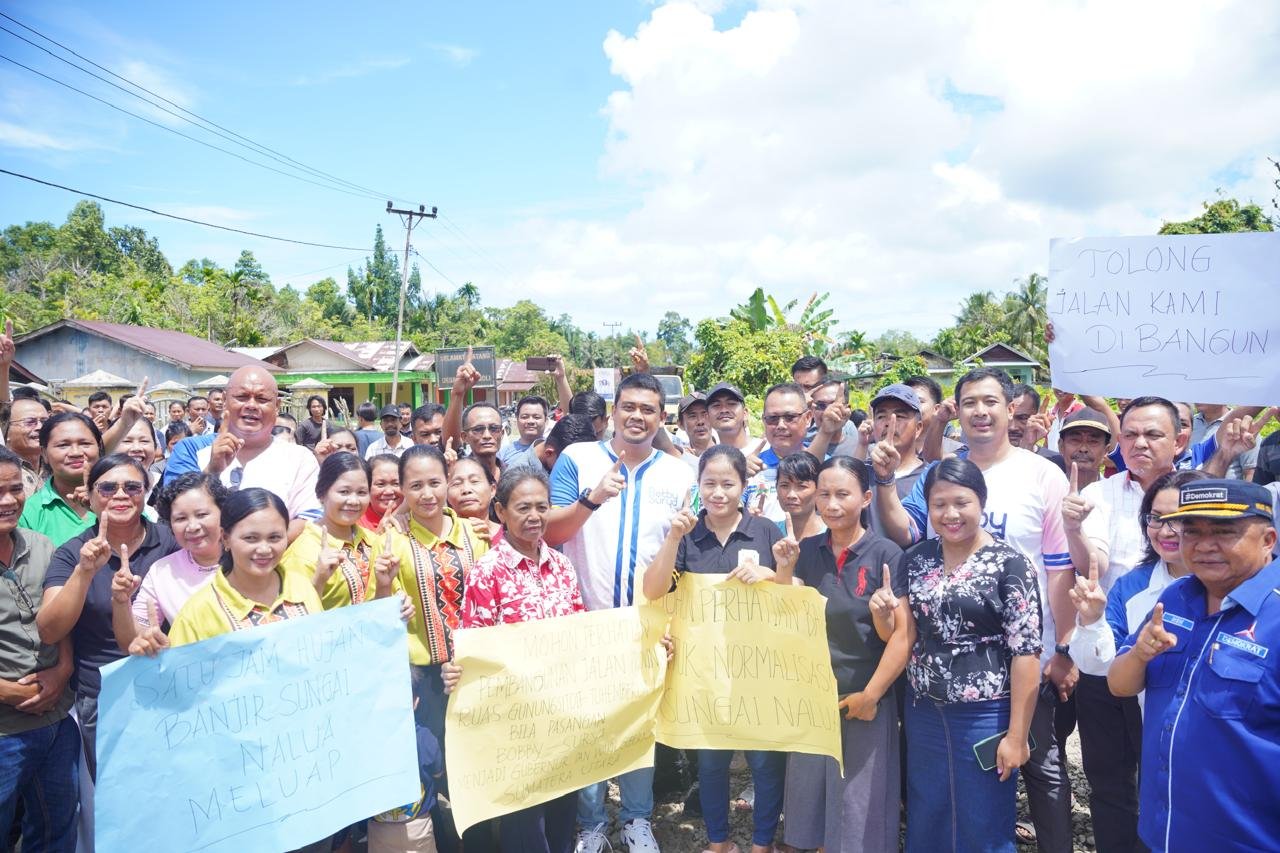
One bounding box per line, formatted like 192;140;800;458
973;730;1037;772
526;356;554;371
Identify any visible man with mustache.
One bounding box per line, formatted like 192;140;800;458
1061;396;1186;852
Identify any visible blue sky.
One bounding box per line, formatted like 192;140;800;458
2;1;1278;341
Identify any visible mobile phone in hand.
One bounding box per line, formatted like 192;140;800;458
526;356;554;371
972;730;1037;772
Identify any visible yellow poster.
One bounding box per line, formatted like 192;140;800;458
444;605;668;834
444;575;841;829
655;574;842;768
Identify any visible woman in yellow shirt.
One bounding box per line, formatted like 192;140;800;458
280;452;398;610
131;488;322;649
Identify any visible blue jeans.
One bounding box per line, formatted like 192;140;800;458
698;749;785;847
577;766;654;828
905;695;1015;853
0;716;80;853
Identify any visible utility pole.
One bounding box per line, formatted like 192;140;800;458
386;201;438;404
603;321;622;368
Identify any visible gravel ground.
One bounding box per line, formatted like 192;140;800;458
596;734;1097;852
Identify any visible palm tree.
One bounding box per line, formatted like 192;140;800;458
456;282;481;309
1004;273;1049;361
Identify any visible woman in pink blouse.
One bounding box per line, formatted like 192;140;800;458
110;472;228;648
443;466;584;852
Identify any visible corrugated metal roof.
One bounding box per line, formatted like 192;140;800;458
18;320;280;372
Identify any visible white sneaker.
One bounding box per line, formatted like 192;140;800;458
621;818;660;853
575;822;611;853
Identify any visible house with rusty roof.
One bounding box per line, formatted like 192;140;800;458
13;319;278;405
240;339;436;415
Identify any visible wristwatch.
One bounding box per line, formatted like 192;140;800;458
1054;643;1072;658
577;488;601;511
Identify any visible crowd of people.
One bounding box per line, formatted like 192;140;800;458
1;322;1277;853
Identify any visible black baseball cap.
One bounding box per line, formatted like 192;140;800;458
378;404;400;419
678;392;707;418
1060;409;1112;438
706;382;745;404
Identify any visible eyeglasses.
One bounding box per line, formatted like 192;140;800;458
466;424;503;435
12;417;48;431
1139;512;1177;532
228;467;244;492
1;568;39;647
762;412;806;426
94;480;145;498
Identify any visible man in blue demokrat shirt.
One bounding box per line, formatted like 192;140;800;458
1108;478;1280;853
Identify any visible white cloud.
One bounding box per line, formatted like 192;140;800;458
292;58;411;86
506;0;1280;340
427;43;477;67
0;120;87;151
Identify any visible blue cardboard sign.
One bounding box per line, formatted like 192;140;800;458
95;598;419;853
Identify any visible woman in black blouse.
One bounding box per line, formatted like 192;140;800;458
903;458;1041;853
772;456;910;853
644;445;783;853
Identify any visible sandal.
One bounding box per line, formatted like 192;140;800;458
1015;821;1037;845
733;784;755;812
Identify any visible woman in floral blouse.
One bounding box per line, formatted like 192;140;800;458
904;457;1042;853
444;465;584;852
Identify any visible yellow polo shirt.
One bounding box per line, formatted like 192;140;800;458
168;566;322;647
279;521;393;610
392;509;488;665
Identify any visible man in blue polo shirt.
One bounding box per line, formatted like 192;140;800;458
1109;479;1280;852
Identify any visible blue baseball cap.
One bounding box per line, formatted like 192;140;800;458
1161;479;1275;522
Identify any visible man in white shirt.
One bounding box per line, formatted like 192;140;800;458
1060;395;1186;853
364;404;409;459
547;372;693;853
197;366;320;539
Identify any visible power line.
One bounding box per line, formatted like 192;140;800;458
0;10;408;204
438;213;516;277
0;53;387;202
410;248;460;289
0;23;386;200
0;167;373;251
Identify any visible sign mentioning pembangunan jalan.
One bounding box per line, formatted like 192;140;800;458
1047;232;1280;405
94;598;419;853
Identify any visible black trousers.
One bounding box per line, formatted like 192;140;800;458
1076;673;1147;853
499;791;578;853
1022;682;1074;853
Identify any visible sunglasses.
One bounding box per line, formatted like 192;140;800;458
762;412;806;426
12;417;49;431
466;424;503;436
94;480;145;498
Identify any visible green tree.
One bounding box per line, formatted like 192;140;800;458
655;311;693;363
1003;272;1049;364
486;300;570;359
687;318;805;400
58;201;123;276
1158;197;1274;234
872;329;926;358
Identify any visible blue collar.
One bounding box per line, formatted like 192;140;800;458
1221;554;1280;616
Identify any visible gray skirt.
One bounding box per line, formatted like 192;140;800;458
782;694;900;853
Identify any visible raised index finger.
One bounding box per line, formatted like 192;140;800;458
4;319;12;338
120;542;130;572
147;598;160;629
634;333;644;350
98;510;109;542
319;529;329;553
882;563;893;590
751;438;767;456
136;376;149;399
784;512;795;540
465;344;473;364
1070;461;1079;494
1087;552;1099;584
